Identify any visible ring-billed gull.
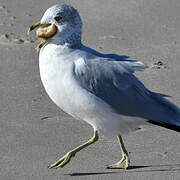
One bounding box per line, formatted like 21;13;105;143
28;4;180;169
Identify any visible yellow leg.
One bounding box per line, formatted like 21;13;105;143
49;130;99;168
107;135;130;169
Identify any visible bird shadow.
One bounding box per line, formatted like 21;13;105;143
65;164;180;176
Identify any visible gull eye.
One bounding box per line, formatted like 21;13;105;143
54;16;63;21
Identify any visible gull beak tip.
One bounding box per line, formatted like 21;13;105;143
27;22;41;35
27;25;34;35
27;28;31;35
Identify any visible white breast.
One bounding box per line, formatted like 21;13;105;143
39;44;99;118
39;44;78;115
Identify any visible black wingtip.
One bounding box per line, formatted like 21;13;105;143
148;120;180;132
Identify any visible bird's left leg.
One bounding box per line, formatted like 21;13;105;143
49;130;99;168
107;135;130;169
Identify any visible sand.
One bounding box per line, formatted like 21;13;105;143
0;0;180;179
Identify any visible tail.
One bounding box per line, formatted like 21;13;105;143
148;120;180;132
148;91;180;132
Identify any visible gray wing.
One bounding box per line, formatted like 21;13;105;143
74;56;180;126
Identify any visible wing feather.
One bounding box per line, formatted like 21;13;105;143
74;56;180;126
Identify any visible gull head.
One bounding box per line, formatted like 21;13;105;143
28;4;82;50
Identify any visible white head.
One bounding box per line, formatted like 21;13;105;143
28;4;82;49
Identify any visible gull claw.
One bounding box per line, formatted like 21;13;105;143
107;154;130;169
49;151;76;169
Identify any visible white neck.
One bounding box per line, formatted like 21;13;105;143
52;29;82;48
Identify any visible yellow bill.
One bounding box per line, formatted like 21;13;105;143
27;22;57;51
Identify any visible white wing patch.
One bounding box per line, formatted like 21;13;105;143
123;61;145;72
74;57;87;75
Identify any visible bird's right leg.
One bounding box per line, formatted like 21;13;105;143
107;135;130;169
49;130;99;168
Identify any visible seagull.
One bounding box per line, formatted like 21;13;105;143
28;4;180;169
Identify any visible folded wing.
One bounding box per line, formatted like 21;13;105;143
74;57;180;127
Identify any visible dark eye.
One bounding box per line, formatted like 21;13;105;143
54;16;63;21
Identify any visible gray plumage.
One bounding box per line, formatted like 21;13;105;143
74;47;180;127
